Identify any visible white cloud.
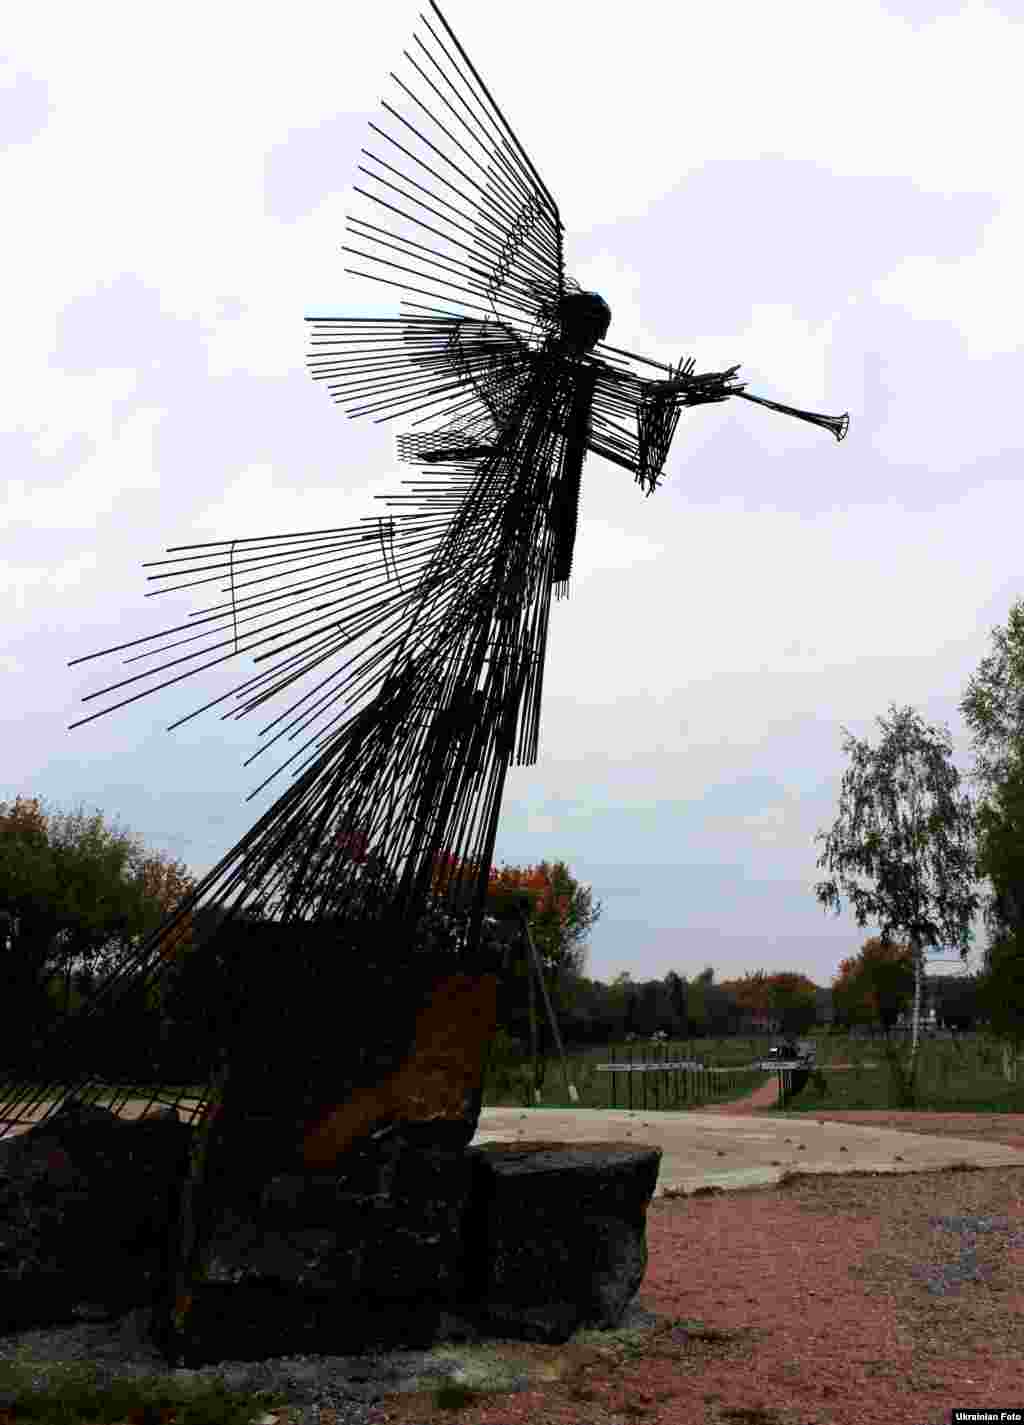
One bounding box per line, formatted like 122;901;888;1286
569;520;665;579
873;199;1024;360
4;0;1019;993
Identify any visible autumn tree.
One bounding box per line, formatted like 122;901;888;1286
423;848;601;1100
831;937;917;1034
765;972;819;1036
431;852;601;984
830;951;877;1031
814;705;981;1099
430;850;602;1009
717;970;772;1029
716;969;816;1036
0;795;197;1074
492;856;601;1093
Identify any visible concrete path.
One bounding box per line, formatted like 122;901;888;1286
472;1070;1024;1196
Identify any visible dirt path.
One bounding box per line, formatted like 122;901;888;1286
698;1062;1024;1153
691;1073;791;1114
689;1062;876;1115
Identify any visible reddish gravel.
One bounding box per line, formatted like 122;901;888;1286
697;1064;1024;1153
691;1073;788;1114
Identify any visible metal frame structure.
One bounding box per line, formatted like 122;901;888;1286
0;0;848;1366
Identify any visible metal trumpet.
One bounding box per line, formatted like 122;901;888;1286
734;390;849;442
596;340;849;443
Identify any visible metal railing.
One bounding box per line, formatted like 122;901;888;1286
751;1054;816;1110
591;1038;824;1111
594;1040;766;1111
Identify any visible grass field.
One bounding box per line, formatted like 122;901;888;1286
0;1355;297;1425
760;1028;1024;1115
480;1034;768;1111
480;1028;1024;1115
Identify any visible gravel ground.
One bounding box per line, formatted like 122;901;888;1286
910;1212;1024;1296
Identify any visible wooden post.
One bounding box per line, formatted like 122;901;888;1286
1003;1038;1024;1084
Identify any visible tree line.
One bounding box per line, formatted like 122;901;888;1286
2;596;1023;1086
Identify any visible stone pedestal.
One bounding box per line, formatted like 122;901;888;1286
2;1110;661;1363
148;1139;661;1365
155;947;501;1364
1;930;661;1365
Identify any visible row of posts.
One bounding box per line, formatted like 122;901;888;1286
595;1041;774;1112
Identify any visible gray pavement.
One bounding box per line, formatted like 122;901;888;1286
471;1105;1024;1196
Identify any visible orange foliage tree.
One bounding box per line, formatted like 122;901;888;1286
429;849;594;981
429;848;601;1098
429;848;600;1062
831;935;916;1030
717;968;818;1035
716;969;773;1023
127;846;199;1020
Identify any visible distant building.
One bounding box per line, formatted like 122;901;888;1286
895;963;982;1028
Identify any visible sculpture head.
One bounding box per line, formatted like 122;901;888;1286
557;290;611;353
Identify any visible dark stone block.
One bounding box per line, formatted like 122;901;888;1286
0;1099;193;1335
200;1133;475;1307
168;1282;452;1366
462;1141;661;1344
2;1116;662;1359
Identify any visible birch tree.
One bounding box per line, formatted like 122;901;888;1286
813;704;981;1089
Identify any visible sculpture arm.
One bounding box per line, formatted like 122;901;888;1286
590;340;850;472
586;356;745;495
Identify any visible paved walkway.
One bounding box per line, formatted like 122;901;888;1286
472;1065;1024;1196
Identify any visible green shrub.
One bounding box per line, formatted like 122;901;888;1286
482;1027;531;1103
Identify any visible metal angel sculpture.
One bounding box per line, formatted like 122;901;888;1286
0;0;847;1362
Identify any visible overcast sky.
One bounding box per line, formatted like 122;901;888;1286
5;0;1022;997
